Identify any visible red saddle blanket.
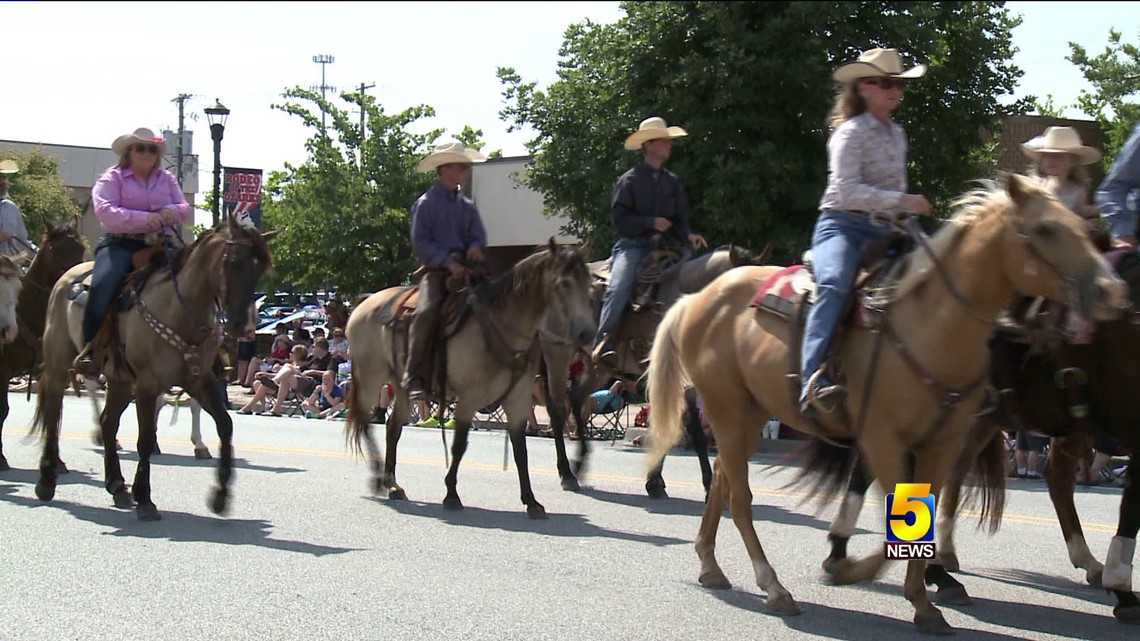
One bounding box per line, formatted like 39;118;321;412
749;265;877;329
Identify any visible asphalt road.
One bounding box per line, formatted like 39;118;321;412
0;394;1134;641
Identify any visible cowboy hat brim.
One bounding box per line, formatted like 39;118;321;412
111;134;167;157
0;160;17;174
416;149;487;173
833;62;927;84
624;126;688;151
1021;141;1102;165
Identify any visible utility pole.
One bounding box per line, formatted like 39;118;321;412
357;82;375;169
311;54;336;129
171;93;193;187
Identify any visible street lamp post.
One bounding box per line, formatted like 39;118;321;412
204;99;230;227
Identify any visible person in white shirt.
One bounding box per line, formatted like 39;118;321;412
0;160;31;257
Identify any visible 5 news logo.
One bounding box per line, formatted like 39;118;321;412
884;483;936;561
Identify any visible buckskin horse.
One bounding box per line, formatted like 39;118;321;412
643;174;1129;634
32;216;272;520
821;249;1140;624
0;218;86;472
537;240;765;496
344;239;596;519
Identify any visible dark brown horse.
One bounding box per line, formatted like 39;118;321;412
0;217;86;471
822;250;1140;624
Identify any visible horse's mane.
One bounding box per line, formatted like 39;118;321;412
131;223;271;288
873;179;1016;305
482;243;579;305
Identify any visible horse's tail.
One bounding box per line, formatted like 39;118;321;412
779;437;859;511
956;413;1008;535
644;295;693;475
344;360;370;458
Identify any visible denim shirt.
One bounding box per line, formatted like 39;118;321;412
410;181;488;269
1096;123;1140;239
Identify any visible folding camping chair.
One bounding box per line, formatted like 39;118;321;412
585;386;631;442
474;402;509;430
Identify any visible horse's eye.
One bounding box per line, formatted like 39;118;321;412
1032;222;1056;240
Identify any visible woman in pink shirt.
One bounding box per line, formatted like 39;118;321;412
74;127;192;376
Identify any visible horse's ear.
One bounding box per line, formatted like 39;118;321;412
261;228;280;240
577;237;593;260
728;244;741;266
1006;172;1032;208
547;236;557;255
69;213;81;233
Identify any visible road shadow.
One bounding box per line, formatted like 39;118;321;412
0;485;357;557
959;567;1116;607
370;496;689;547
0;466;104;490
102;449;306;475
702;586;1030;640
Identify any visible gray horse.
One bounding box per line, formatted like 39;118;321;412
537;242;766;495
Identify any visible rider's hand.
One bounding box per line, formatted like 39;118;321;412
146;212;165;229
159;206;180;226
466;246;485;264
652;217;673;232
446;260;466;279
0;231;12;243
900;194;932;216
688;233;708;251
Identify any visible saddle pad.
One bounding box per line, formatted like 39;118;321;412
376;286;419;326
750;265;813;308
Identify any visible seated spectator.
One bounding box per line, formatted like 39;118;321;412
302;369;346;419
237;344;309;415
257;338;334;415
244;325;293;386
328;327;350;365
586;378;629;416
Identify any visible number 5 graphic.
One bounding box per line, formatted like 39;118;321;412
886;482;935;542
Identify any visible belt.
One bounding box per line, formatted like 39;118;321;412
825;209;901;228
105;232;149;241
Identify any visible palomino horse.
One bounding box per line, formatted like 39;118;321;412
823;253;1140;624
344;239;596;519
0;218;86;471
537;243;764;496
32;217;272;520
643;175;1129;634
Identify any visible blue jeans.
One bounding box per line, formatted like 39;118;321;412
799;210;893;401
594;237;654;348
82;235;150;345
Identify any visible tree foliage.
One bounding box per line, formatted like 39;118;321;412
498;1;1028;263
261;87;494;297
1069;29;1140;166
0;146;83;247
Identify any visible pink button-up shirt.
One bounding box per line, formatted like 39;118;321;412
91;165;191;234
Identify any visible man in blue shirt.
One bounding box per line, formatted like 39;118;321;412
593;117;706;369
1097;123;1140;249
403;140;488;400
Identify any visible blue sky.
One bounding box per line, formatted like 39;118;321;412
0;1;1135;227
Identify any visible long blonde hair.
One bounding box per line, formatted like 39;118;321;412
827;83;866;129
1026;156;1090;190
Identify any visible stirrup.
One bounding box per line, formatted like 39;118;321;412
73;347;101;379
803;369;847;415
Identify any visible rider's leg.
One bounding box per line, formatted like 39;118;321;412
403;270;447;401
77;236;145;376
799;211;888;416
593;238;652;364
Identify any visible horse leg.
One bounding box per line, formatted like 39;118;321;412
34;369;69;501
189;399;211;459
1043;433;1105;586
568;373;594;479
541;345;580;491
503;391;548;519
645;389;706;499
100;381;135;509
823;457;873;573
1105;459;1140;624
700;397;799;615
696;457;731;588
381;391;408;500
0;390;9;471
185;374;234;516
922;465;973;606
131;391;162;521
442;412;473;511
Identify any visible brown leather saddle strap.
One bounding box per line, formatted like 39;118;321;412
1051;341;1095;435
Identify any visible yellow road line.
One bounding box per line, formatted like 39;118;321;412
54;431;1119;532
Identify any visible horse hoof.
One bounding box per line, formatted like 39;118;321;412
1086;567;1104;587
137;504;162;521
647;486;669;499
915;609;954;636
527;504;548;520
208;488;229;516
34;482;55;502
443;496;464;510
699;570;732;590
194;447;213;460
766;593;802;616
0;455;9;471
939;553;960;573
113;490;134;509
152;443;162;456
388;488;407;501
1115;604;1140;624
935;584;973;606
560;476;580;492
56;461;69;475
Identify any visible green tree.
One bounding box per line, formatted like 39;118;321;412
1068;28;1140;165
1030;94;1068;118
498;1;1028;263
0;146;83;246
261;87;495;297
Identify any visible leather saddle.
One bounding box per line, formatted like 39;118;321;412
65;244;175;351
588;246;686;313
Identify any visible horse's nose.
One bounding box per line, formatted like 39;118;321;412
1;322;17;344
575;324;596;346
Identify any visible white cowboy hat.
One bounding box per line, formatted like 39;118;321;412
624;116;688;151
1021;126;1101;165
833;47;927;84
0;160;17;174
111;127;167;157
416;140;487;173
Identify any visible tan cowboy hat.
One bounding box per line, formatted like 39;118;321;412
833;47;927;84
111;127;167;156
0;160;17;174
624;116;688;151
1021;126;1101;165
416;140;487;173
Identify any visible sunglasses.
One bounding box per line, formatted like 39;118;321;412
862;77;908;90
132;144;160;154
